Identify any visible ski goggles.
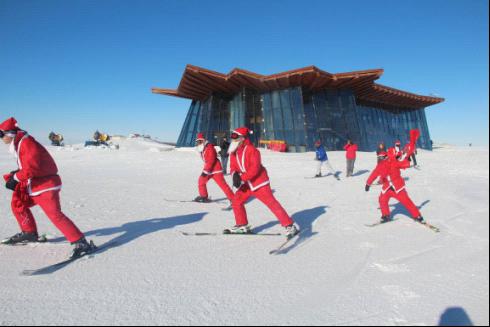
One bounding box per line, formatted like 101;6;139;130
231;133;245;140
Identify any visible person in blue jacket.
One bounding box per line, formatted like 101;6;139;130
314;141;340;180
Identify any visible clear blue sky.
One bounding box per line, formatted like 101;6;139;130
0;0;488;145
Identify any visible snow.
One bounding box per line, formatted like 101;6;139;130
0;138;488;325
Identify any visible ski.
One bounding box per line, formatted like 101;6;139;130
415;220;440;233
1;234;48;246
164;198;227;204
21;240;117;276
365;218;398;227
269;231;302;255
180;231;282;237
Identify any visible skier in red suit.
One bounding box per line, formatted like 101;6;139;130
365;147;424;223
226;127;299;238
194;133;234;203
0;117;94;258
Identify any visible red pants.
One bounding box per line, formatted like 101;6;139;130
11;190;84;243
199;174;234;201
232;184;294;227
379;189;421;218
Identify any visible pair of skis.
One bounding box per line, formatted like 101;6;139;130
180;229;301;255
365;218;440;233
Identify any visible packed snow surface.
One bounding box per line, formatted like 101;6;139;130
0;138;488;325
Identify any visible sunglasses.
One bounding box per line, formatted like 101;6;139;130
0;131;4;138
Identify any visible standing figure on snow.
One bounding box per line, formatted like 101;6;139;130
219;137;231;175
226;127;300;238
314;141;340;180
344;139;358;177
364;148;425;224
194;133;234;203
0;118;95;258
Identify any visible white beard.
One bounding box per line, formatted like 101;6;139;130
228;141;241;154
9;140;17;157
196;144;205;153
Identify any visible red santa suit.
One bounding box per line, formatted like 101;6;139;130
198;142;234;201
366;149;421;219
1;118;84;243
230;135;293;227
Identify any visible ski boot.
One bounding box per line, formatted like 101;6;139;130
413;216;425;224
194;196;211;203
380;216;392;224
70;238;97;259
334;172;341;181
314;174;322;178
285;225;300;240
223;225;252;235
1;232;40;245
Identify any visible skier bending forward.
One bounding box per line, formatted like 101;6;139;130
365;148;424;223
226;127;300;238
0;117;95;258
194;133;234;203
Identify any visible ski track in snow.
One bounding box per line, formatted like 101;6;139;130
0;139;488;325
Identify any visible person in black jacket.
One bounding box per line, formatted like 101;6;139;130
220;137;231;175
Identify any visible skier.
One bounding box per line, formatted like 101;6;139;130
344;139;358;177
394;140;403;158
314;141;340;180
219;137;231;175
364;147;424;223
0;117;94;258
194;133;234;203
226;127;300;238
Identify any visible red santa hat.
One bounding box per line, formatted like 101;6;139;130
0;117;20;132
395;140;401;146
314;140;322;147
196;133;206;142
0;117;20;137
231;127;253;139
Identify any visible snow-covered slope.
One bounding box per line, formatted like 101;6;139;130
0;143;488;325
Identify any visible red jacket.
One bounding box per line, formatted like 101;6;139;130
344;143;358;160
201;143;223;175
230;139;270;191
367;158;411;194
11;132;62;196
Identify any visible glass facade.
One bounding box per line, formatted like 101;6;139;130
176;87;432;151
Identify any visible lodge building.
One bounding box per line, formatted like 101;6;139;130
152;65;444;152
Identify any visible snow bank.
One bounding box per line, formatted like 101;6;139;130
0;144;488;325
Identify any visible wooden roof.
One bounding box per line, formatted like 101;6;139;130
152;65;444;110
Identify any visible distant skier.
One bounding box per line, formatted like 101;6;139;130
344;139;358;177
219;137;231;175
194;133;234;203
226;127;299;238
314;141;340;180
364;147;425;223
0;117;94;258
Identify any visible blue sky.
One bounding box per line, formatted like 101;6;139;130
0;0;488;145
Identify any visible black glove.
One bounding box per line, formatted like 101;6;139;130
365;185;370;192
201;172;209;178
6;176;19;191
233;173;242;188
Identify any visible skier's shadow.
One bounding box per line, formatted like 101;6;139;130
351;169;370;177
390;200;430;218
50;212;207;254
253;206;328;255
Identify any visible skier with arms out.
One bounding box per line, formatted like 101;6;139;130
314;140;340;180
365;136;425;224
194;133;234;203
0;117;94;258
226;127;300;239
